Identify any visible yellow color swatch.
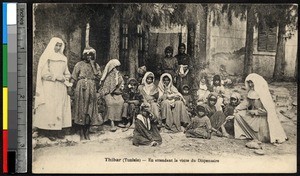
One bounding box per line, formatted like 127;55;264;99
3;88;8;130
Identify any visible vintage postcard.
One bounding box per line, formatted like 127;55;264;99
31;3;297;173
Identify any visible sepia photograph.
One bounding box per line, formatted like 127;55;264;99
31;3;297;173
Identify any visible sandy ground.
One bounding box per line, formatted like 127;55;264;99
32;82;297;173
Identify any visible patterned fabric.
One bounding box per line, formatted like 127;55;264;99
72;61;102;126
99;59;124;122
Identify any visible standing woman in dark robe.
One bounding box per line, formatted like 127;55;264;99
174;43;194;92
133;104;162;146
71;47;103;140
157;46;178;84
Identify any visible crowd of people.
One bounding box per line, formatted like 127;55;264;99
33;37;288;148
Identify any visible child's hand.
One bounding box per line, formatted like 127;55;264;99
67;87;73;96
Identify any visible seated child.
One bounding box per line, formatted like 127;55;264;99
211;75;225;111
184;105;213;139
182;85;196;116
133;104;162;146
223;92;241;136
120;78;143;128
196;72;211;105
219;64;233;88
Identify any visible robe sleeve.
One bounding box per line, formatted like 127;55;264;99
71;62;80;82
94;63;102;79
41;60;55;81
63;60;71;81
205;117;212;130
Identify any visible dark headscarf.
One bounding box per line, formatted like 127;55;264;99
178;43;186;49
164;46;173;55
207;93;218;106
213;75;221;86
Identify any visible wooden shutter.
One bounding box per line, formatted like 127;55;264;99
267;33;277;52
267;27;277;52
258;31;267;51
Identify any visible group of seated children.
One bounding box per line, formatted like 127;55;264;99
127;69;242;146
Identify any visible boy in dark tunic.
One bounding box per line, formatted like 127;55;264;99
120;78;143;128
133;104;162;146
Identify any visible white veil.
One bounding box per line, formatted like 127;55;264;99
245;73;287;143
35;37;66;109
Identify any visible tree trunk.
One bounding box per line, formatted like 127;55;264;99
143;25;150;68
128;25;139;78
187;23;196;58
243;6;255;80
108;11;120;60
199;4;208;64
85;23;90;48
273;22;286;81
294;50;298;80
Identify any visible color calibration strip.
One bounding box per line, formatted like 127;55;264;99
8;2;18;174
16;3;28;173
3;2;8;173
3;3;19;173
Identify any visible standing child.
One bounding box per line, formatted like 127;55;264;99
71;47;103;140
133;104;162;146
184;105;213;139
121;78;143;128
181;85;195;116
196;72;211;105
211;75;225;111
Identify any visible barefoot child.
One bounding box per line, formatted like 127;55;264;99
132;104;162;146
185;105;213;139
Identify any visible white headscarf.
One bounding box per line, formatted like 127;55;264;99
245;73;287;143
158;73;185;104
100;59;121;84
83;47;96;60
141;72;156;95
35;37;66;109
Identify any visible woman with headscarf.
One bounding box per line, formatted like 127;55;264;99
70;47;103;140
203;93;227;137
234;73;287;143
138;72;161;127
157;46;178;83
33;37;72;141
99;59;124;132
158;73;190;133
174;43;194;92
